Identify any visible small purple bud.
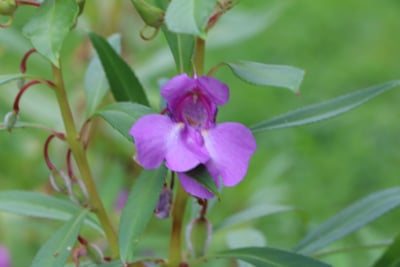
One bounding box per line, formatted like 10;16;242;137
154;186;173;219
0;245;11;267
114;190;129;212
186;217;212;257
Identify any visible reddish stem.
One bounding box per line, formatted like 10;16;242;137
66;149;78;182
20;49;36;73
16;0;41;7
13;80;41;113
44;133;66;170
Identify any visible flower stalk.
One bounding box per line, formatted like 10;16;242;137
51;63;119;258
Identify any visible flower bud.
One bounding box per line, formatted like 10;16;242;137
49;169;71;193
69;180;89;206
3;111;18;132
0;0;17;16
154;186;173;219
86;244;104;264
130;0;164;28
186;217;212;257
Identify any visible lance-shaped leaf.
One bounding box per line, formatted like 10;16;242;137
185;164;220;199
372;233;400;267
165;0;217;37
205;247;332;267
251;80;400;132
32;209;88;267
118;165;167;263
23;0;79;67
0;191;102;234
225;61;305;94
84;34;122;117
89;32;149;106
294;187;400;255
0;73;32;86
96;102;154;142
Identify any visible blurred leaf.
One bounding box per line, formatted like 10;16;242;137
215;204;294;231
165;0;217;37
225;61;305;93
89;32;149;105
251;80;400;132
185;165;220;199
32;209;87;267
372;233;400;267
96;102;154;142
65;260;123;267
0;73;32;86
84;33;122;117
207;247;331;267
119;165;167;263
0;191;103;234
23;0;79;66
294;187;400;255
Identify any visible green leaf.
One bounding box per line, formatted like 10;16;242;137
23;0;79;66
84;33;122;117
225;61;305;93
208;247;332;267
65;260;123;267
185;165;220;199
96;102;154;142
89;32;149;106
0;190;102;234
251;80;400;132
165;0;217;37
294;187;400;255
118;165;167;263
373;233;400;267
0;73;32;86
32;209;87;267
215;204;294;231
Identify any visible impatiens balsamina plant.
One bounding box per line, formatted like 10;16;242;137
1;0;400;267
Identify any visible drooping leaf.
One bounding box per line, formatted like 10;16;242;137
0;191;102;234
119;165;167;263
225;61;305;93
0;73;32;86
207;247;331;267
23;0;79;66
84;33;122;117
215;204;294;231
89;32;149;106
165;0;217;37
185;165;220;199
32;209;88;267
251;80;400;132
96;102;154;142
373;233;400;267
294;187;400;255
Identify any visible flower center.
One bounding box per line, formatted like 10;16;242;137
175;92;214;129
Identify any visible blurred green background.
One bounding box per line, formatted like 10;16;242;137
1;0;400;266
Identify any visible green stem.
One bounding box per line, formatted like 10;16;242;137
168;180;189;267
193;37;205;76
51;64;119;258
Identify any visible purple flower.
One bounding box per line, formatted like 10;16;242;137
0;245;11;267
130;74;256;198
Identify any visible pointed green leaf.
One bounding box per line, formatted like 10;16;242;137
23;0;79;66
119;165;167;262
185;165;220;199
215;204;294;231
0;190;102;234
208;247;331;267
89;32;149;105
165;0;217;37
373;233;400;267
32;209;87;267
225;61;304;93
96;102;154;142
84;33;122;117
294;187;400;255
251;80;400;132
0;73;32;86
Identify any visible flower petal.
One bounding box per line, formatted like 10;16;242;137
161;73;195;103
197;76;229;105
130;114;201;171
203;123;256;187
178;172;215;199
